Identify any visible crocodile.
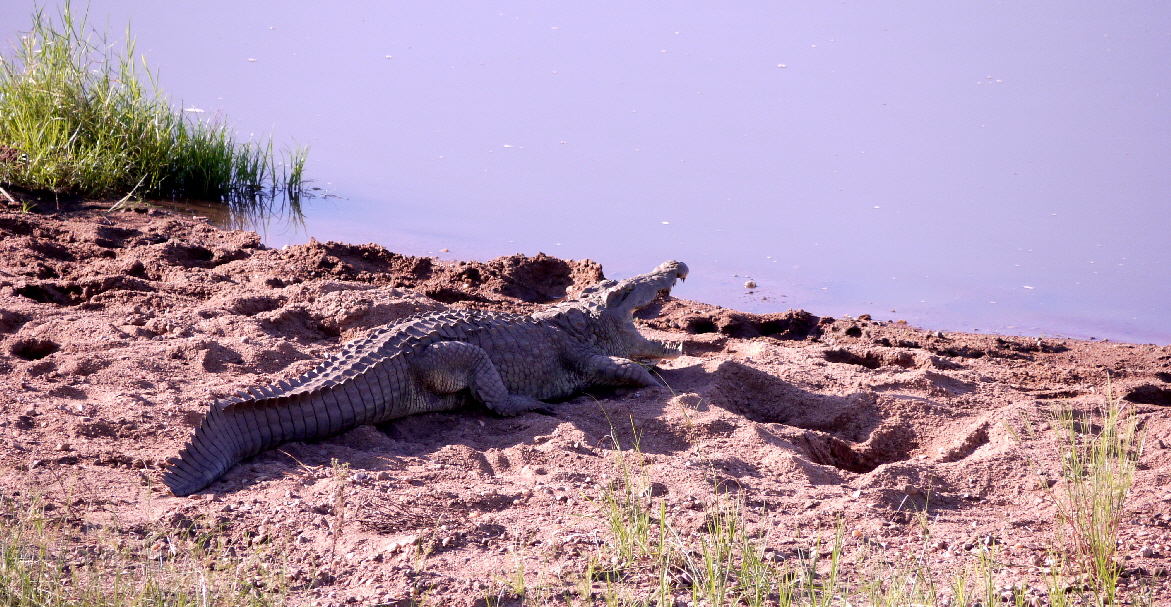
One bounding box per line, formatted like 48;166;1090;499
162;260;688;496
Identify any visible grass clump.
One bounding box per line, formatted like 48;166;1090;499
0;482;288;607
0;3;308;212
1044;384;1144;606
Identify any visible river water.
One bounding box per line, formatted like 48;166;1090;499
3;2;1169;344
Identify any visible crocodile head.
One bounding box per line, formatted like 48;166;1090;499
539;260;688;362
593;260;688;362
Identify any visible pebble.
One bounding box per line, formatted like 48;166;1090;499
375;471;391;481
1139;546;1154;558
744;280;757;289
851;529;864;539
55;442;71;452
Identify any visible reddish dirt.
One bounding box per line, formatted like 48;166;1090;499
1;203;1169;606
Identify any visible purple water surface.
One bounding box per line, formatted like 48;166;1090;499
3;1;1168;344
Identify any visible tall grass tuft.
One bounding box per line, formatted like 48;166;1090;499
1047;383;1143;606
0;2;308;215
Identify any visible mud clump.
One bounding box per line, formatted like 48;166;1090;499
637;297;819;340
1;202;1170;606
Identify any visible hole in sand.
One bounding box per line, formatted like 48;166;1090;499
823;348;881;369
10;338;60;361
16;284;54;303
0;310;29;333
1124;384;1171;407
710;361;917;472
687;318;718;334
423;287;485;304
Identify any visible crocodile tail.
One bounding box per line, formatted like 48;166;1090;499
161;319;442;497
163;396;252;496
162;389;314;496
162;365;395;496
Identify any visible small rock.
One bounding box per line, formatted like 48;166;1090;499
55;443;71;452
1139;546;1154;558
376;471;391;481
903;484;920;496
744;280;757;289
851;529;864;539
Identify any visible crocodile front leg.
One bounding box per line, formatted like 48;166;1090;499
582;354;664;388
412;341;547;416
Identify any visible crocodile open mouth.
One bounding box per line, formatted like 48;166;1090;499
632;340;683;363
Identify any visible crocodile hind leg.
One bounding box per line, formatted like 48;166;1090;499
412;341;547;416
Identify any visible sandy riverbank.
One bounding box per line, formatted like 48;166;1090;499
1;201;1169;605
